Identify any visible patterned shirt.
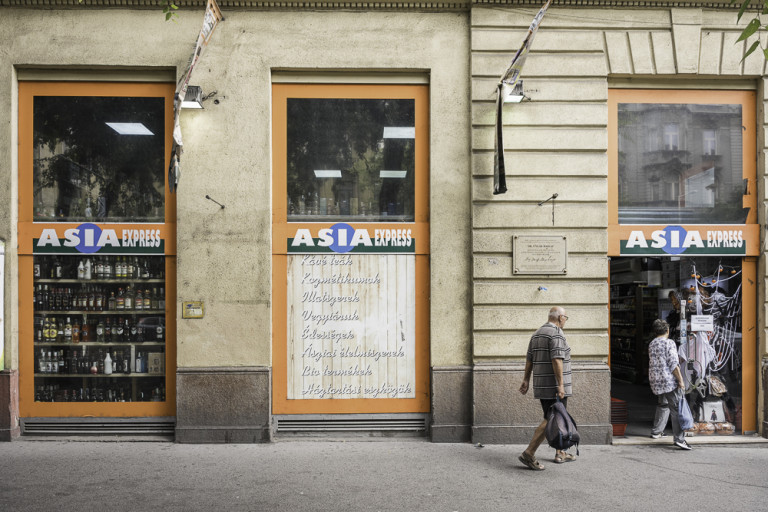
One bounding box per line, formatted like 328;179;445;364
526;322;572;399
648;336;679;395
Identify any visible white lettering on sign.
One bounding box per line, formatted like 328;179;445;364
286;253;416;400
291;227;411;249
36;227;162;250
626;229;742;252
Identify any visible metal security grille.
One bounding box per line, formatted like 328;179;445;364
274;414;429;436
21;417;175;436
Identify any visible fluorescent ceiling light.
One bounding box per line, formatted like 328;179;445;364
383;127;415;139
380;170;408;178
314;170;342;178
105;122;154;135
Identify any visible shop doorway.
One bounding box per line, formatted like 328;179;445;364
609;256;750;437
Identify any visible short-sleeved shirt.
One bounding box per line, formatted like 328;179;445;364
648;336;679;395
526;322;572;399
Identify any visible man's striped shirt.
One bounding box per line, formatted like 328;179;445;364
526;322;572;399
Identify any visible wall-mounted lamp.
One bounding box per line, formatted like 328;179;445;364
182;85;204;109
503;80;528;104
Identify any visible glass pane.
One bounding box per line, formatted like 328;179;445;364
618;103;746;224
33;254;166;402
287;98;415;222
33;96;166;223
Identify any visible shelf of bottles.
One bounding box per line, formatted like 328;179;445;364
33;255;166;403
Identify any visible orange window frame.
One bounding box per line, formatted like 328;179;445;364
607;88;757;433
271;83;430;415
18;81;177;418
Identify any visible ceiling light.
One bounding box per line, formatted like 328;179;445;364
380;170;408;178
105;123;154;135
383;127;415;139
314;170;342;178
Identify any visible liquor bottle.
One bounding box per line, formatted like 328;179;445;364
124;286;133;310
77;260;85;280
71;351;79;375
104;317;112;342
104;352;112;375
56;318;64;343
72;317;81;344
58;351;65;374
88;287;96;311
84;258;92;280
54;258;63;278
127;258;135;279
104;257;112;279
34;259;41;278
129;318;137;342
115;317;124;342
122;351;130;375
112;351;118;373
41;285;49;310
155;320;164;341
124;318;131;342
61;287;70;311
64;317;72;343
96;287;104;311
95;258;104;279
136;323;145;343
35;285;42;309
81;320;91;343
116;288;125;310
46;351;53;374
39;349;46;374
135;351;143;373
141;259;151;279
42;317;51;341
143;289;151;310
150;288;158;310
158;288;165;310
135;289;143;311
98;350;105;374
108;291;116;310
96;318;105;343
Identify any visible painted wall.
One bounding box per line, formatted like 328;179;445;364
0;8;472;374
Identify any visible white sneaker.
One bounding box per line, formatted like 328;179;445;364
674;439;692;450
650;432;667;439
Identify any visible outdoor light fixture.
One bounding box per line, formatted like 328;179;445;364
105;123;154;135
313;170;342;178
181;85;204;109
379;170;408;179
503;80;528;103
382;127;415;139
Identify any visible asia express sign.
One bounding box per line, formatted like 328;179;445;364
620;225;749;256
33;223;164;255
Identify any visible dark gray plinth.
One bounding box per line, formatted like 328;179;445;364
0;370;20;441
430;366;472;442
175;366;271;443
471;361;612;445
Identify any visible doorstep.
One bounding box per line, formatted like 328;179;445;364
613;434;768;445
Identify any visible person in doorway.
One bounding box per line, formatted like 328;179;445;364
648;319;692;450
665;290;681;343
518;306;574;470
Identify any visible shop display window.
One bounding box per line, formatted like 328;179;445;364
32;96;165;223
617;103;746;224
32;255;167;402
286;98;415;222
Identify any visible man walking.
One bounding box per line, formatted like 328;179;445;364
518;306;574;470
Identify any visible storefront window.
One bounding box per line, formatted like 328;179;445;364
32;96;166;223
32;255;167;402
617;103;746;224
286;98;415;222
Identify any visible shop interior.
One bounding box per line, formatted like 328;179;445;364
609;257;742;438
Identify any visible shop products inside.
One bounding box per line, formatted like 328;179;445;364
610;257;743;438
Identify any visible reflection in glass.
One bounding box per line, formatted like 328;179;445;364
33;96;166;223
618;103;747;224
287;98;415;222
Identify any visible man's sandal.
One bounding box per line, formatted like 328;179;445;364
554;452;576;464
518;452;545;471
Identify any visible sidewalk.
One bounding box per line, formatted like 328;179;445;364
2;438;767;511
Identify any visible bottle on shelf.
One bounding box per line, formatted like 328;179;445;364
104;351;112;375
71;351;79;375
84;258;92;280
38;349;46;374
55;318;64;343
96;318;105;343
77;260;85;280
115;317;124;342
46;351;54;374
135;289;143;311
135;351;143;373
150;288;158;310
124;286;134;310
116;288;125;310
158;288;165;310
108;291;116;311
64;317;72;343
58;350;65;374
72;317;81;344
